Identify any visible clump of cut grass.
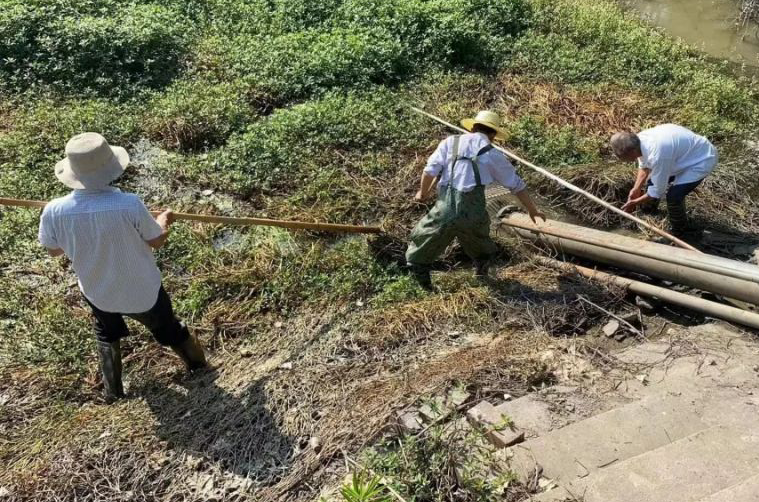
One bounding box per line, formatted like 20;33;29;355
487;261;628;336
526;163;634;227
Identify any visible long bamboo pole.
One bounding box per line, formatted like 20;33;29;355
0;197;382;235
537;256;759;330
410;106;698;251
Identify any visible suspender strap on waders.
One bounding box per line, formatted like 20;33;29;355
448;136;493;189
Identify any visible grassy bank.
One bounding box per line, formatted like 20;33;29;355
1;0;758;500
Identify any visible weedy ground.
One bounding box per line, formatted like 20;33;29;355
1;0;758;500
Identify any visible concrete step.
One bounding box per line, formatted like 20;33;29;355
576;426;759;502
527;486;576;502
508;393;708;484
467;394;554;442
698;473;759;502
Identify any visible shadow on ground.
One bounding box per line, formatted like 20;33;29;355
139;371;293;486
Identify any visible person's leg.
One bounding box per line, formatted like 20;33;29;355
454;189;498;277
641;179;662;214
129;286;207;371
666;179;703;237
405;201;457;289
86;299;128;402
457;218;498;277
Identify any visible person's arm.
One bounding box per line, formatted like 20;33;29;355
489;152;546;223
514;189;546;224
38;205;65;257
628;168;650;202
622;161;671;213
415;173;437;201
416;139;448;201
146;210;174;249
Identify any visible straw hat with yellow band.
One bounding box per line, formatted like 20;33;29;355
461;110;507;141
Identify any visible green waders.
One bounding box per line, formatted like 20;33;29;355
406;136;498;275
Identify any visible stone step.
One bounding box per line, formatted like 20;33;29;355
574;426;759;502
467;394;553;443
697;473;759;502
527;485;576;502
508;393;708;484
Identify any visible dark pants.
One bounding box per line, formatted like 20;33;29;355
85;286;189;346
647;177;703;235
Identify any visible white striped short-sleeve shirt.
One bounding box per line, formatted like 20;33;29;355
38;188;164;314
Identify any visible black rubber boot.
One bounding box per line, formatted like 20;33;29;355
666;197;690;238
97;340;125;403
170;323;208;371
474;260;490;278
407;263;433;291
640;197;661;215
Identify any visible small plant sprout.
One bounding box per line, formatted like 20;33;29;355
494;414;515;431
339;472;392;502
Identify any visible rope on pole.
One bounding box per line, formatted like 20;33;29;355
0;197;383;235
409;106;698;251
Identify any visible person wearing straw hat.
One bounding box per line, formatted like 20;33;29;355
610;124;717;240
406;111;545;289
38;132;208;403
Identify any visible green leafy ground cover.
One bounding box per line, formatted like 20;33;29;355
1;0;758;500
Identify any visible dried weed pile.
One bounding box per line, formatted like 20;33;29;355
741;0;759;24
1;256;628;502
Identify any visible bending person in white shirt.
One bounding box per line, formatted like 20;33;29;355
611;124;717;239
406;110;545;290
38;133;208;403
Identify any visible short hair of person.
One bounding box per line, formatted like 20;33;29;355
472;123;497;136
610;132;641;157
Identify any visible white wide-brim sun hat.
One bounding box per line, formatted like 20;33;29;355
461;110;507;141
55;132;129;189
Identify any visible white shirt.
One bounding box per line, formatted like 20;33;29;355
38;188;164;314
424;133;527;194
638;124;717;198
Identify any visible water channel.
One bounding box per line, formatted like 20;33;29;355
623;0;759;66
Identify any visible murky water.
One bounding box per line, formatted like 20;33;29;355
624;0;759;66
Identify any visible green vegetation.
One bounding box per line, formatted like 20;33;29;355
359;420;520;501
1;0;758;499
339;473;392;502
0;0;188;96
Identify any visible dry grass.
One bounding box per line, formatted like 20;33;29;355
740;0;759;24
1;254;628;502
492;76;658;142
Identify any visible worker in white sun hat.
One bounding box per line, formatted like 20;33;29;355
38;132;208;403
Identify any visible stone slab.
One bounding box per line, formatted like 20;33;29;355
493;395;554;437
468;395;554;440
698;473;759;502
578;426;759;502
508;393;708;484
487;429;525;448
